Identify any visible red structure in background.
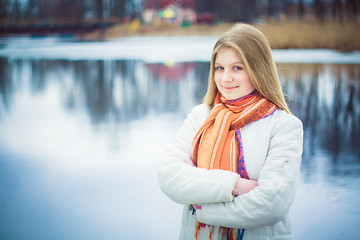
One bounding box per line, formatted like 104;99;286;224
142;0;196;25
146;62;195;82
144;0;195;9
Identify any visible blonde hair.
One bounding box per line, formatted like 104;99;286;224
203;23;291;113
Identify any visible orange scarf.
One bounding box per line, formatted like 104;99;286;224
191;90;277;240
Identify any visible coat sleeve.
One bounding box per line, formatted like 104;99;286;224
158;104;240;205
195;114;303;228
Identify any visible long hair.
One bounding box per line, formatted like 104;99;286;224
203;23;291;113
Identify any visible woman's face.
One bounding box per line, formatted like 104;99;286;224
214;47;255;100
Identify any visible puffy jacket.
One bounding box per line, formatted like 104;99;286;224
158;104;303;240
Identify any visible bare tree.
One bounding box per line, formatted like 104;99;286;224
112;0;127;20
280;0;290;17
298;0;305;20
94;0;104;22
0;0;9;24
345;0;357;21
331;0;342;21
241;0;257;22
313;0;325;21
195;0;216;14
267;0;278;20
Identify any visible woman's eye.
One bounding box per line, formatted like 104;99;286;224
234;66;243;70
215;66;223;71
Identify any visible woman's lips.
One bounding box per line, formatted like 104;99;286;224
223;86;238;90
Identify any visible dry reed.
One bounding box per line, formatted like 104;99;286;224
254;21;360;52
84;21;360;51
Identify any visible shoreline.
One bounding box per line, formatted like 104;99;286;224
82;21;360;52
1;36;359;64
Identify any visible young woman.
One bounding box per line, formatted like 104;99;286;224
158;23;303;240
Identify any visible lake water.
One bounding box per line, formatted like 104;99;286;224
0;37;359;240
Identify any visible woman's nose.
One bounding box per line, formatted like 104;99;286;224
222;70;233;82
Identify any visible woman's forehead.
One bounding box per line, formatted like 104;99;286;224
214;47;244;63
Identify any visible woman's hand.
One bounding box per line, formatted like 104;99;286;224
189;159;196;167
189;160;202;210
192;204;202;210
232;177;258;196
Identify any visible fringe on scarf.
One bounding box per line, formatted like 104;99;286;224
190;92;276;240
190;206;245;240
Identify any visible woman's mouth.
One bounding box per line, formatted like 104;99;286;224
223;86;238;90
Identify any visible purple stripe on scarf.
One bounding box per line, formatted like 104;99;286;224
235;129;249;179
217;92;221;103
262;108;278;119
234;108;277;179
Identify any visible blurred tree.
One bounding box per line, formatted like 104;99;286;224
240;0;257;22
111;0;127;20
56;0;86;22
37;0;51;20
2;0;359;28
313;0;325;21
195;0;257;22
221;0;258;22
298;0;305;20
331;0;343;21
216;0;239;21
24;0;41;21
12;0;21;23
194;0;216;14
280;0;290;17
0;0;10;24
95;0;104;21
267;0;279;20
345;0;357;21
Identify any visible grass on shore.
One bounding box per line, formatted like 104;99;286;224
254;21;360;52
83;21;360;52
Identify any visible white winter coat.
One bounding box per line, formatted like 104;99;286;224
158;104;303;240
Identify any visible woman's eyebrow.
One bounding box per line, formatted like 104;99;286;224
215;61;244;65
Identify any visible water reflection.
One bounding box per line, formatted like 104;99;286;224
278;63;360;240
282;64;360;153
1;59;358;157
0;59;209;123
279;63;360;178
0;58;359;239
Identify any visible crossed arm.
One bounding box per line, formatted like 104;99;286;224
158;105;303;228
